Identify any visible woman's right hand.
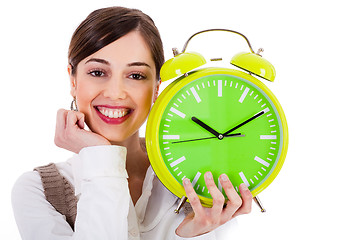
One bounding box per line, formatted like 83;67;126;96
54;109;110;154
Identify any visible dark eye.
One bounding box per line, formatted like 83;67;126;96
89;70;105;77
129;73;146;80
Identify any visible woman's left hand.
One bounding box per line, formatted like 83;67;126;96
175;172;252;238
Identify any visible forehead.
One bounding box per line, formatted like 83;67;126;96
82;31;155;68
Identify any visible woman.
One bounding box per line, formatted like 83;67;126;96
12;6;252;239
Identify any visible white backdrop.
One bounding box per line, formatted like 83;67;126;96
1;0;359;239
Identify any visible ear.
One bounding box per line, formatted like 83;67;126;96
68;64;76;97
153;80;161;103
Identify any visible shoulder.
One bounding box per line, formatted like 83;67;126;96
12;170;43;197
11;159;73;206
11;170;47;221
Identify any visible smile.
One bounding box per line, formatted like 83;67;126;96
95;106;133;124
97;106;130;118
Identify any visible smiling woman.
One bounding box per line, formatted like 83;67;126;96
11;6;252;240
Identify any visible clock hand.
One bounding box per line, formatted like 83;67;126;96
191;117;223;139
171;133;245;144
223;110;265;136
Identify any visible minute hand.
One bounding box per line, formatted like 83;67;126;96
223;110;265;136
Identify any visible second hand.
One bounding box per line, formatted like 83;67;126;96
171;133;245;144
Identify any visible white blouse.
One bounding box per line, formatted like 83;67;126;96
12;145;241;240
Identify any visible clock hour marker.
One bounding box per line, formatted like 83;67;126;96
192;172;202;187
239;172;250;187
254;156;270;167
190;87;202;103
239;87;250;103
218;80;222;97
260;135;277;140
163;135;180;140
170;156;186;167
170;107;186;118
262;107;270;114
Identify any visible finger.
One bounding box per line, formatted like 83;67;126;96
204;172;225;216
66;110;85;130
219;174;243;220
183;178;205;216
233;183;252;217
56;109;68;131
76;112;85;129
54;109;70;148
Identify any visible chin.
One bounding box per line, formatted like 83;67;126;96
101;129;140;146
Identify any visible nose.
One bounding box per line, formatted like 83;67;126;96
103;76;127;100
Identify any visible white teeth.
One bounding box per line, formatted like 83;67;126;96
97;107;129;118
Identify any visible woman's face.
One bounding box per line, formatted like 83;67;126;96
69;31;159;144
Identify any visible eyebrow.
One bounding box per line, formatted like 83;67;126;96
85;58;151;68
127;62;151;68
85;58;110;65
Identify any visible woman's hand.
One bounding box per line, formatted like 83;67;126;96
54;109;110;154
176;172;252;238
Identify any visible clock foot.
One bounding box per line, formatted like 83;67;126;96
174;196;188;214
253;196;266;213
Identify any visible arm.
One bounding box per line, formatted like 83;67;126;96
73;145;130;239
11;146;130;240
11;145;130;240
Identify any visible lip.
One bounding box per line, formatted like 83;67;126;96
94;105;133;125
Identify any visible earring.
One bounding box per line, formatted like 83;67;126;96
70;97;78;111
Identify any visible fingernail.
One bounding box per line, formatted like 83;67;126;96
240;183;249;191
205;172;213;180
220;174;228;181
183;178;190;185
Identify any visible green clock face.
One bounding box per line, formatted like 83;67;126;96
157;73;283;199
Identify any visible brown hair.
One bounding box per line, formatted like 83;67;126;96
68;7;164;80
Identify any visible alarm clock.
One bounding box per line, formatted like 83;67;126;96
145;29;288;213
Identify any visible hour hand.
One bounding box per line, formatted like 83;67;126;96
191;117;222;139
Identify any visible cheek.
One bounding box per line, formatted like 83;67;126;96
136;86;155;112
75;83;99;113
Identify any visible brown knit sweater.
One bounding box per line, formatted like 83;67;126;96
34;163;78;230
